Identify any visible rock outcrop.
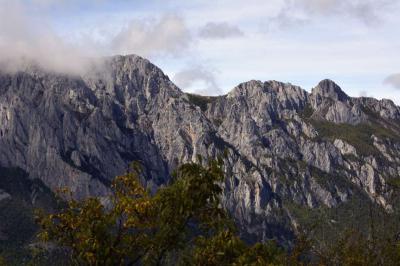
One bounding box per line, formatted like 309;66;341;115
1;55;400;244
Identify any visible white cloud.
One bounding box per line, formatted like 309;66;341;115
384;73;400;89
0;0;399;105
198;22;243;39
282;0;398;26
173;65;221;95
0;1;96;74
0;2;193;74
261;0;399;31
111;15;192;58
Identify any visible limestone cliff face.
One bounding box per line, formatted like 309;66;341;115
1;55;400;243
0;55;217;198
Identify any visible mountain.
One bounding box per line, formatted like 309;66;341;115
1;55;400;247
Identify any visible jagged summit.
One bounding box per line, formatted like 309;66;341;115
312;79;349;102
227;79;298;95
226;78;351;105
226;80;264;98
107;54;162;74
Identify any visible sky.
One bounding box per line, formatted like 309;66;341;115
0;0;400;103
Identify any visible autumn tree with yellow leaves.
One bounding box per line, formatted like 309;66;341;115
35;159;285;266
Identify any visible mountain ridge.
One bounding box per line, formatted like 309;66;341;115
1;54;400;246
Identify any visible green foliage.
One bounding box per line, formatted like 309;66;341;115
36;159;285;265
387;177;400;190
186;93;217;112
181;230;285;266
309;119;399;156
26;158;400;265
317;229;400;266
299;104;314;119
308;165;351;190
285;188;400;265
0;256;6;266
298;104;400;158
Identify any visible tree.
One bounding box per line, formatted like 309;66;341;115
36;159;284;265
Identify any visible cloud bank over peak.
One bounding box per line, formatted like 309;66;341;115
0;2;193;74
0;1;95;74
111;15;192;58
173;65;221;95
0;0;399;102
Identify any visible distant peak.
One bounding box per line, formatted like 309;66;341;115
312;79;349;101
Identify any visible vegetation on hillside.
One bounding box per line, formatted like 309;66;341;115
0;159;399;265
34;159;288;265
300;104;400;157
310;120;398;156
186;93;218;112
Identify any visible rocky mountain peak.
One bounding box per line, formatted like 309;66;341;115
225;80;308;111
312;79;349;102
1;55;400;247
108;54;161;76
226;80;264;98
308;79;365;124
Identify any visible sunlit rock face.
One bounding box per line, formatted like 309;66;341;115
1;55;400;244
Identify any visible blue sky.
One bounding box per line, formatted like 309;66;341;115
1;0;400;103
